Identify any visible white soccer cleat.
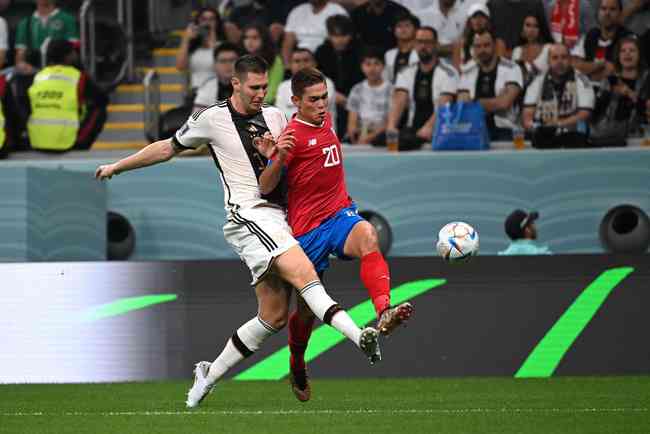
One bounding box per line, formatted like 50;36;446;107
358;327;381;365
186;361;214;408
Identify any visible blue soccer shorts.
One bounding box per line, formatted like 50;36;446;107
296;204;364;273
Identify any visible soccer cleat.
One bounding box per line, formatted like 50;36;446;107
289;368;311;402
186;361;214;408
377;302;414;336
358;327;381;364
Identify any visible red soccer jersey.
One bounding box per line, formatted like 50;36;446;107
283;113;352;237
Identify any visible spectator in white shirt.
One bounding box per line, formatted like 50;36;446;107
386;26;459;149
0;16;7;69
458;30;524;141
193;43;241;110
346;46;394;145
281;0;348;67
523;43;595;148
384;11;420;83
419;0;467;57
512;13;554;84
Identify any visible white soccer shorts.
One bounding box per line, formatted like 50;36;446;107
223;205;298;285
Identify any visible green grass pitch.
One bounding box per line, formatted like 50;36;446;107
1;377;649;434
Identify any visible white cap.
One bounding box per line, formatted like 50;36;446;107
467;3;490;18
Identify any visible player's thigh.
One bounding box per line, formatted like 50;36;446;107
342;221;379;259
224;206;298;286
273;244;320;290
255;273;291;329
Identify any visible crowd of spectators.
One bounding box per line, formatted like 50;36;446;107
1;0;650;157
183;0;650;150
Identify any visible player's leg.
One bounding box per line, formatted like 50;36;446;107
288;295;316;401
186;275;290;408
273;245;379;361
342;218;413;335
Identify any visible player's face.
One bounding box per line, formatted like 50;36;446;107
294;81;328;124
233;71;268;113
361;58;384;82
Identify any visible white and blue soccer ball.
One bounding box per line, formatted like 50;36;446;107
436;221;479;263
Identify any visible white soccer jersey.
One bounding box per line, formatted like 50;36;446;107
173;100;288;214
394;60;459;127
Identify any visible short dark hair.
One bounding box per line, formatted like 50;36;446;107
213;42;241;60
326;14;353;35
46;39;75;65
417;26;438;42
234;54;268;80
472;29;497;45
394;11;420;28
292;47;315;59
291;67;326;98
360;46;385;64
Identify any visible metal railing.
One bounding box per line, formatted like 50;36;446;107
143;70;161;142
79;0;97;78
80;0;134;87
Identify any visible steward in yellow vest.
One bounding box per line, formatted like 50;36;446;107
27;39;107;152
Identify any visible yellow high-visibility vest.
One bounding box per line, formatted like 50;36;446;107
27;65;81;151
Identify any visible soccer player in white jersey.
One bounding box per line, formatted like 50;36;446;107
95;55;381;408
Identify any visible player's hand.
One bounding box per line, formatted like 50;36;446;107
275;129;295;162
95;164;118;180
253;132;277;158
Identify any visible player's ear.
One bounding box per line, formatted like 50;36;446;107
290;95;301;108
231;76;240;90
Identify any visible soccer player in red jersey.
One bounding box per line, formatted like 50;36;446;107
259;67;413;402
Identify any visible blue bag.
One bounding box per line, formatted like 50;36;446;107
432;102;490;151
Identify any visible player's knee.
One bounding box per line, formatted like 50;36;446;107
261;312;288;330
360;223;380;254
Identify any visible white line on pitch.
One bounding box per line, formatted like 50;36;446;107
1;408;648;417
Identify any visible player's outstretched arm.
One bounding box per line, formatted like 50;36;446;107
95;138;179;180
259;129;294;194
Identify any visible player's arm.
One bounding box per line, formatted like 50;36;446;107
259;129;295;195
95;138;181;180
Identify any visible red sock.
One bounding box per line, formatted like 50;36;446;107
288;310;315;372
360;251;391;317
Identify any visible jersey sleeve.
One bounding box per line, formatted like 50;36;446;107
434;64;459;101
506;63;524;89
284;6;300;34
173;110;213;150
394;66;414;93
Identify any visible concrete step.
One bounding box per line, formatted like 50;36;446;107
138;66;187;85
106;103;176;123
92;140;148;150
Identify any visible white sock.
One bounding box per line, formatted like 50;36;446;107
330;311;362;347
299;280;361;346
207;316;277;384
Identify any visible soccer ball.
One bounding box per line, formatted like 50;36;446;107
436;222;479;263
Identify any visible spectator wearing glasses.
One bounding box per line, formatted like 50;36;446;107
193;43;241;111
499;210;552;255
386;26;459;150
